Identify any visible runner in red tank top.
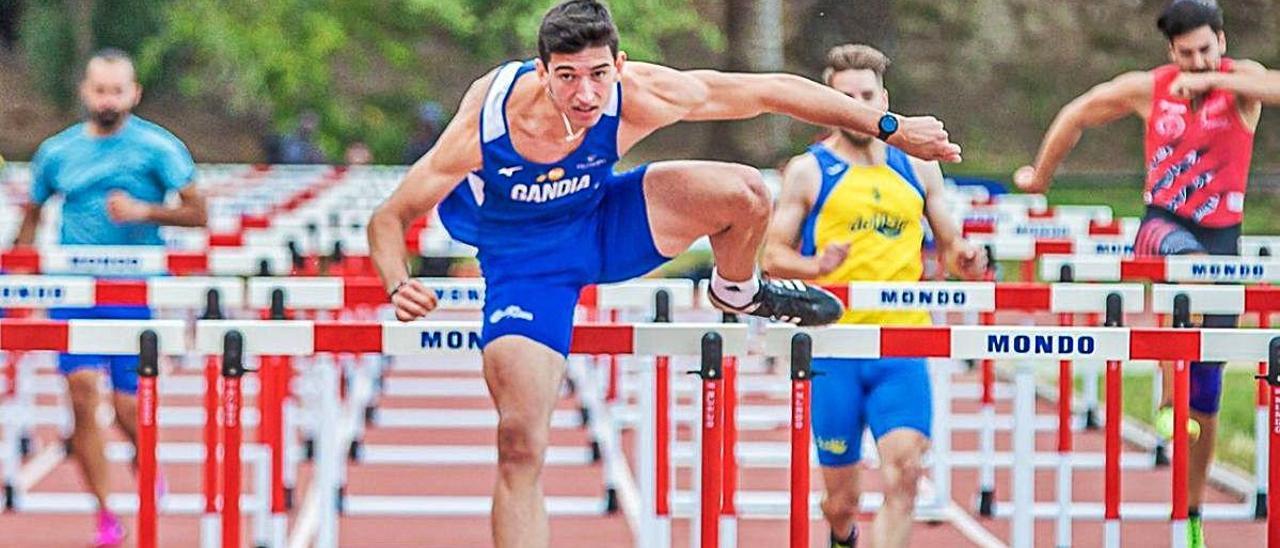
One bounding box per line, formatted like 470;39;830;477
1011;2;1280;546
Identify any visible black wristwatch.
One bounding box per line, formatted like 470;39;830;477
876;113;900;142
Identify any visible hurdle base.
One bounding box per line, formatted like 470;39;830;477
1153;444;1170;467
1084;408;1101;430
1255;492;1267;520
303;438;315;461
336;486;346;514
284;486;295;511
978;489;995;517
589;440;602;463
18;433;32;457
363;405;377;425
605;487;618;514
4;483;14;511
348;440;362;462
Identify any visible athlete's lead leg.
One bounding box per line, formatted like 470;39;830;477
641;161;843;325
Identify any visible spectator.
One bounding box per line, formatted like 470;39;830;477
344;141;373;165
402;101;443;164
278;110;327;164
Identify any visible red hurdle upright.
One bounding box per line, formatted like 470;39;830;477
136;331;160;548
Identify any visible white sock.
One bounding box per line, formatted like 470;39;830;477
710;268;760;308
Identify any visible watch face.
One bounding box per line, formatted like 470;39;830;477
880;115;899;134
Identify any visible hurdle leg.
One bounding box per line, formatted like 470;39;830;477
978;312;997;516
201;355;221;548
1265;336;1280;548
720;356;738;548
789;335;813;548
636;361;657;548
978;356;996;516
1055;358;1073;548
1011;361;1036;548
1170;359;1190;548
929;359;953;511
1104;360;1123;548
314;356;341;548
1261;361;1271;520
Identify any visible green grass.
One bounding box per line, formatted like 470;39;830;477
1036;367;1264;474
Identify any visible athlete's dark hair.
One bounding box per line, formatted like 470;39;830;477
1157;0;1223;41
537;0;619;65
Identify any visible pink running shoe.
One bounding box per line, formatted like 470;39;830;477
94;510;127;547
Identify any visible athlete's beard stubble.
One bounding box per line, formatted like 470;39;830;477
840;129;876;149
90;109;124;132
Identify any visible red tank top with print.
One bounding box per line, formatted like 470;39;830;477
1144;58;1254;228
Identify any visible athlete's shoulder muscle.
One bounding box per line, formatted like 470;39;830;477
1071;71;1153;126
907;156;944;196
779;153;821;210
618;62;708;149
422;68;496;174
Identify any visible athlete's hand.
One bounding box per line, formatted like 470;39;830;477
390;279;438;321
1012;165;1049;193
1169;72;1219;100
886;116;962;163
106;190;152;223
817;242;851;276
944;240;987;281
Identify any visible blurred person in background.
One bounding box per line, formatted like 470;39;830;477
402;100;444;164
278;110;327;164
763;44;985;548
1014;2;1280;545
11;48;204;547
344;141;373;165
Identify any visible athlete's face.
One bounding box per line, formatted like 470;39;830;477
537;46;624;128
79;59;141;131
1168;26;1226;73
829;69;887;146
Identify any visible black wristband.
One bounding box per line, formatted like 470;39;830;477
387;279;410;299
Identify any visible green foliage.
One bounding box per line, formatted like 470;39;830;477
137;0;719;163
19;0;76;108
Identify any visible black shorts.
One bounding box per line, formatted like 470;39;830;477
1134;206;1240;257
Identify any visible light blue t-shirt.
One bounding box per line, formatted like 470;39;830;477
30;116;195;246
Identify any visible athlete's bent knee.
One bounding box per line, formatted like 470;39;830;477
726;165;770;220
821;486;861;524
882;455;924;510
66;374;99;413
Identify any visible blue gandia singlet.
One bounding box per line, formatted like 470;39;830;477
436;60;668;355
439;60;623;263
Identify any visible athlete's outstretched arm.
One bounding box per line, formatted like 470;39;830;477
1014;71;1151;193
760;154;848;280
620;62;961;163
915;158;986;280
1171;60;1280;105
368;73;489;320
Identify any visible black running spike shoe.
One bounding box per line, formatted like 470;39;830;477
707;277;844;326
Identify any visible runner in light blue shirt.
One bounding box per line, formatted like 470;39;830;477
10;48;205;546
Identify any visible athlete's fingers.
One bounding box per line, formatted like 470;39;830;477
395;306;422;322
402;280;438;309
397;285;437;314
394;297;430;319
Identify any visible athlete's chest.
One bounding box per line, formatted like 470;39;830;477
818;167;922;238
53;145;153;195
1150;90;1238;141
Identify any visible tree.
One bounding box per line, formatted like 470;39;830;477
139;0;718;163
